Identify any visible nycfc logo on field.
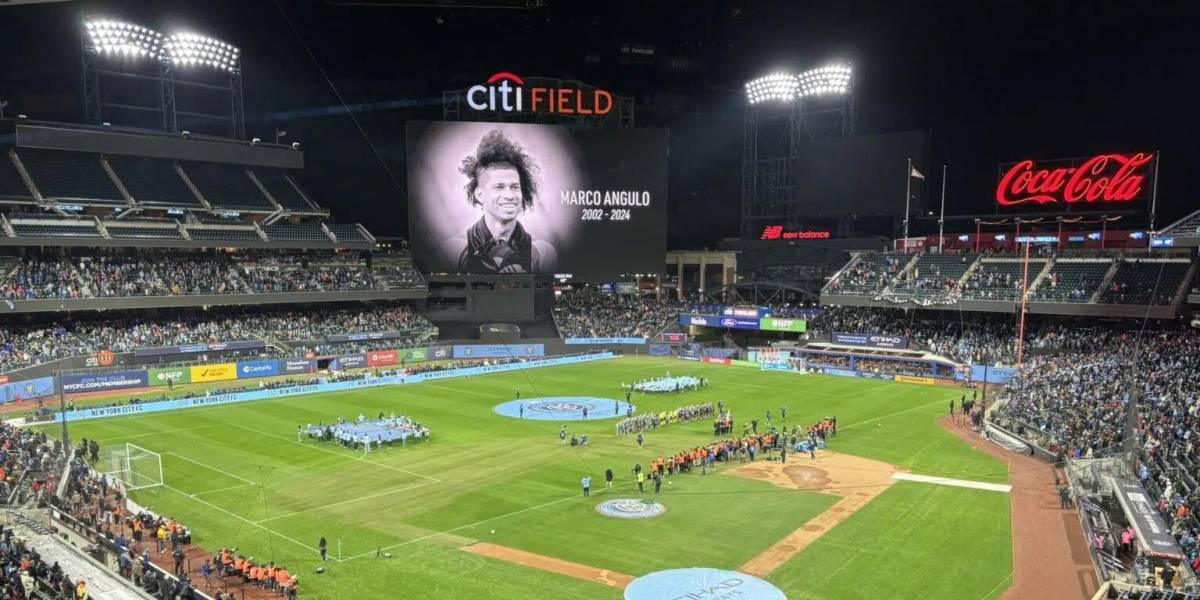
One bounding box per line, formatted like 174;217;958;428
624;568;785;600
596;499;666;520
528;401;593;413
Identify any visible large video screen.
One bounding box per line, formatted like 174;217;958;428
406;121;668;277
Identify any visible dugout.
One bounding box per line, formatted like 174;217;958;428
794;344;963;380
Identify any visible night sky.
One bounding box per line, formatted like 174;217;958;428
1;1;1198;247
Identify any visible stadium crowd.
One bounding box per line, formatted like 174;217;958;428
0;253;425;301
0;303;434;373
553;292;680;339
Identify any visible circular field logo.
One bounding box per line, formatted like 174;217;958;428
625;568;786;600
596;499;667;520
493;397;633;421
528;401;594;413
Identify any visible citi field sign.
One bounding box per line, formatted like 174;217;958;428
996;152;1156;207
466;72;614;116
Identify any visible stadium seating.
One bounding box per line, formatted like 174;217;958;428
106;155;201;207
1029;260;1112;302
327;223;369;243
959;260;1042;301
106;223;185;240
553;292;681;339
0;150;34;199
12;219;102;238
16;148;125;203
1099;260;1192;305
263;222;332;242
186;226;262;242
824;252;909;295
253;169;317;211
180;162;274;210
889;253;977;294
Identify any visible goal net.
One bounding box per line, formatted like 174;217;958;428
106;443;164;491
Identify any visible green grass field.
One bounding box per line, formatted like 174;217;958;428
44;356;1012;600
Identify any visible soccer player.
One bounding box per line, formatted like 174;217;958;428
605;468;613;488
515;385;520;400
581;475;591;497
318;537;327;562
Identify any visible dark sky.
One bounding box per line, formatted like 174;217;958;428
1;0;1198;247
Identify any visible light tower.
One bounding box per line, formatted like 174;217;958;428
81;17;244;137
740;64;854;240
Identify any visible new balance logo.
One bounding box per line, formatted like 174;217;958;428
760;225;783;240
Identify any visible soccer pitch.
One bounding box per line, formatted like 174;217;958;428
47;357;1013;600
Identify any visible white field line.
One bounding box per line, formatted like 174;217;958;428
839;396;956;431
162;484;339;562
165;452;255;484
255;479;441;524
93;423;225;443
192;483;256;497
892;472;1012;493
340;482;638;562
226;422;441;483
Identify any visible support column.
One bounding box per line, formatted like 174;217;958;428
677;256;684;301
655;274;662;302
698;258;707;299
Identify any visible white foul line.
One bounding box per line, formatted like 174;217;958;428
162;485;339;561
892;472;1012;493
166;452;255;484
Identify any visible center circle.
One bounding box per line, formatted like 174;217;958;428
493;397;634;421
596;499;667;520
624;568;787;600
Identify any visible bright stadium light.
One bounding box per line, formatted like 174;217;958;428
84;18;164;59
744;73;800;105
163;32;241;73
797;64;852;97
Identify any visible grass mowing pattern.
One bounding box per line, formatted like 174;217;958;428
47;357;1011;600
767;482;1014;600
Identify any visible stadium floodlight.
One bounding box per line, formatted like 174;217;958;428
163;32;241;73
797;64;852;97
744;73;801;105
84;18;164;59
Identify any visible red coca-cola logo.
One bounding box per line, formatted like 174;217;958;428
996;153;1153;207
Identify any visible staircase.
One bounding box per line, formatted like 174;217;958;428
1090;261;1122;304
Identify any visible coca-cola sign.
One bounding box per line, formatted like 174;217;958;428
996;152;1155;207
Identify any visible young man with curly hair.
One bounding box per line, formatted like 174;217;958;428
452;129;558;274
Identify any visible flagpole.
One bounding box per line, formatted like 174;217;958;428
938;164;947;253
1148;151;1161;255
903;158;912;245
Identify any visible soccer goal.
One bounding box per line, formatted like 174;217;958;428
106;443;164;491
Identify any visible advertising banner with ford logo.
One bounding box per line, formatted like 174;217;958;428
236;360;281;379
831;332;909;349
282;359;317;374
62;370;149;393
681;314;760;330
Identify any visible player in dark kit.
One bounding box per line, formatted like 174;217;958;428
450;130;558;274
